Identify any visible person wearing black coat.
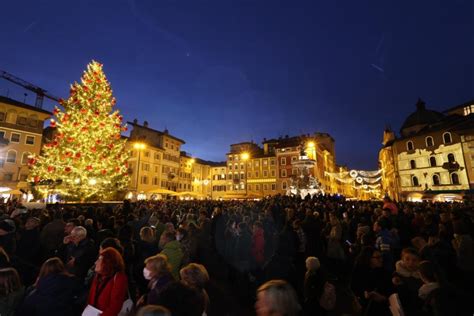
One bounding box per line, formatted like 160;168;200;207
16;217;41;266
17;273;80;316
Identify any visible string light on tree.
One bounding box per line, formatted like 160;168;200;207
28;61;130;201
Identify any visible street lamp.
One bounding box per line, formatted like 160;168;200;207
133;142;146;199
241;152;250;198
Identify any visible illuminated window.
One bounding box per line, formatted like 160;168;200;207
255;171;259;177
263;184;268;191
271;170;276;177
291;156;297;162
281;157;287;165
256;184;260;190
425;136;434;147
263;159;268;166
281;169;287;177
406;141;414;151
248;184;252;191
271;184;276;190
263;170;268;177
282;181;287;189
443;132;452;144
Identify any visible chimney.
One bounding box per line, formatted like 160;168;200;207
133;118;138;124
144;121;148;127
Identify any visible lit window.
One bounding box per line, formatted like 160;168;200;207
263;170;268;177
281;169;287;177
271;170;276;177
282;181;287;189
263;184;268;191
271;184;276;191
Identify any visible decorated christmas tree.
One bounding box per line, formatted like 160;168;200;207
28;61;130;201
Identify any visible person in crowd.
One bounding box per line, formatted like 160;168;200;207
0;220;16;255
65;226;97;280
180;263;210;314
16;217;41;265
373;218;394;271
156;281;205;316
159;231;184;280
352;247;392;315
251;221;265;269
87;247;128;316
326;212;345;262
255;279;301;316
136;304;172;316
392;247;423;315
303;256;326;315
0;268;24;316
17;257;80;316
139;254;173;306
40;211;65;259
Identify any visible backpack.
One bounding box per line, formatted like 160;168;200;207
319;281;336;311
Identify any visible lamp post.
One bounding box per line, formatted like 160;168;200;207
133;142;146;199
241;152;250;198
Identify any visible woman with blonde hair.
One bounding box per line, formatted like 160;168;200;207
18;257;80;316
180;263;210;314
255;280;301;316
140;254;173;306
0;268;24;316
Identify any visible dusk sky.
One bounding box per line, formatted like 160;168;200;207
1;0;472;169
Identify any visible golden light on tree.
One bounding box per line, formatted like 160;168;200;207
28;61;130;201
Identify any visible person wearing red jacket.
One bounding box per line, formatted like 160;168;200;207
251;221;265;267
87;247;128;316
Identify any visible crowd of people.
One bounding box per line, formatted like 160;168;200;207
0;194;472;316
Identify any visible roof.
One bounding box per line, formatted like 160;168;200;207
400;99;444;133
0;96;52;115
179;151;225;166
127;121;185;144
443;99;474;114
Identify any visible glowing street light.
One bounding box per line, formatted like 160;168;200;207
241;152;250;161
307;141;315;148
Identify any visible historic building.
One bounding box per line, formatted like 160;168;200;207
127;120;185;199
210;162;228;200
379;99;474;202
0;96;51;197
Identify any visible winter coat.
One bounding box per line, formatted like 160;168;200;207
146;273;173;305
40;219;65;257
67;238;98;280
87;272;128;316
160;240;184;280
16;228;41;265
0;286;25;316
251;227;265;265
18;273;80;316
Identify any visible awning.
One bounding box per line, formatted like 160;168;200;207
4;189;23;195
176;191;207;197
146;188;179;195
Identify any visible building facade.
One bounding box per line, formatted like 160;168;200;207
379;99;474;202
0;96;51;197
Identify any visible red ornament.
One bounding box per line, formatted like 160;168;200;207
75;152;81;158
65;167;71;173
111;98;116;106
53;108;60;115
65;152;72;157
115;167;120;172
80;109;87;114
91;146;97;153
52;141;58;147
123;126;128;132
81;127;88;132
34;176;40;183
83;86;89;92
47;166;55;172
108;143;114;149
101;169;107;175
73;122;80;127
94;110;100;116
67;137;75;143
50;120;56;127
99;122;105;128
86;165;93;171
28;158;37;165
57;133;64;139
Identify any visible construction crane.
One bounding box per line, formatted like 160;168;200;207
0;69;60;109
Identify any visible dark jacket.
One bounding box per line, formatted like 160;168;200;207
0;286;25;316
18;273;80;316
146;273;173;305
67;238;97;280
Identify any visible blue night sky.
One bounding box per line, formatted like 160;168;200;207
1;0;472;169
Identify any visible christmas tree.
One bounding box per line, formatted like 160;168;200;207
28;61;130;201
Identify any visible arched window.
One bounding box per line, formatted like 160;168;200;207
6;150;16;163
451;173;459;185
443;132;452;144
432;174;440;186
21;152;31;165
412;176;419;186
406;141;414;151
447;153;455;163
429;156;437;167
425;136;434;147
410;160;416;169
